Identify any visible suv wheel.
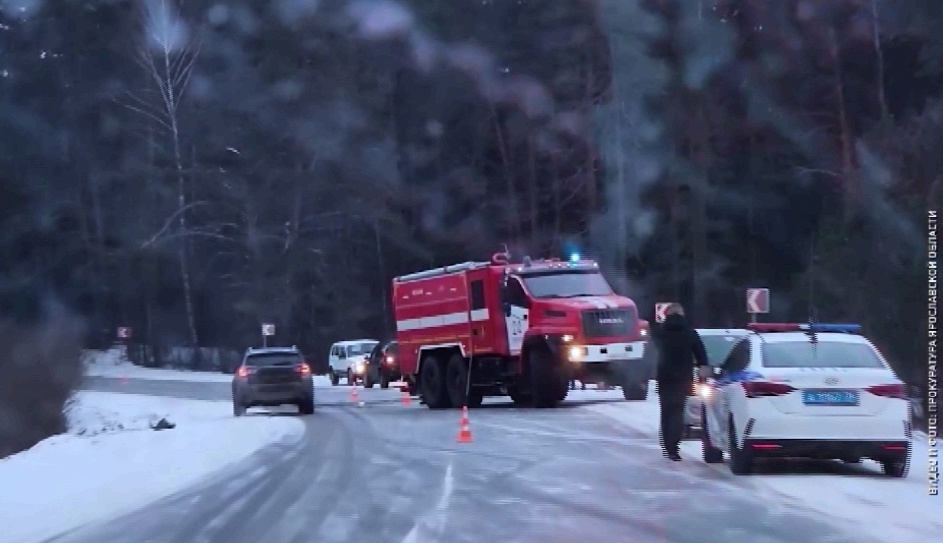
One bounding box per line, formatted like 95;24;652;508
330;372;339;386
233;401;246;417
298;395;315;415
380;373;390;389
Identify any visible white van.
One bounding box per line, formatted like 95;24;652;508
328;339;379;386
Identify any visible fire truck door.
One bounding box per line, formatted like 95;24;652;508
503;277;529;355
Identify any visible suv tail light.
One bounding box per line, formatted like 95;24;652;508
742;381;795;398
237;366;257;378
296;363;311;376
866;383;906;399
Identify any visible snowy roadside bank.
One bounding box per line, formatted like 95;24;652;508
0;391;306;543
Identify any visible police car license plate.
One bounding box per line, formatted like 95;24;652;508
802;389;858;406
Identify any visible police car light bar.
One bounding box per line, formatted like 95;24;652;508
746;323;862;333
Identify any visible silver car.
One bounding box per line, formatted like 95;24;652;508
232;347;315;416
683;328;749;436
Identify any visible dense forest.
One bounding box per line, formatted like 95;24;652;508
0;0;939;452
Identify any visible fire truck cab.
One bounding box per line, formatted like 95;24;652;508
392;250;651;409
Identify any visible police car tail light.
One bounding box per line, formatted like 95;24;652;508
741;381;795;398
295;363;311;376
866;383;906;399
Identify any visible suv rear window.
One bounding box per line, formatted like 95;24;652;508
245;353;301;366
761;341;884;369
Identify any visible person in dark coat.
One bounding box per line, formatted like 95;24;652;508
655;303;708;460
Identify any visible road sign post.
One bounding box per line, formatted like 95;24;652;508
654;302;674;324
746;288;770;323
261;323;275;347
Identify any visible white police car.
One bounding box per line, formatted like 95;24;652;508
700;323;912;477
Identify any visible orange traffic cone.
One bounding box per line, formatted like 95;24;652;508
401;389;412;405
350;386;359;403
456;405;473;443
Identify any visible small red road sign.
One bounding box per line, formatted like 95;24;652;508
746;288;770;314
654;303;674;323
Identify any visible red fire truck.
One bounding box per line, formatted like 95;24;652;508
392;249;651;408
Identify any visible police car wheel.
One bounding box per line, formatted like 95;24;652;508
879;443;911;477
701;408;724;463
728;416;753;475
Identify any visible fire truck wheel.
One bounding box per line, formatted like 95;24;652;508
508;388;531;406
528;347;567;408
445;354;470;408
622;381;648;401
420;355;451;409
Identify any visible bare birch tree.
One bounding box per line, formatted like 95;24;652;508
122;0;201;345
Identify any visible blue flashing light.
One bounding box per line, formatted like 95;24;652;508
569;253;580;263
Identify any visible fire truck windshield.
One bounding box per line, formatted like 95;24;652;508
520;271;613;299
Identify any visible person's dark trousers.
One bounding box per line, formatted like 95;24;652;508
658;383;688;457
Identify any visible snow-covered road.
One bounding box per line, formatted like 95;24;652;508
5;352;936;543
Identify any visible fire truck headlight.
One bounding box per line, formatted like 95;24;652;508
568;346;587;361
562;334;574;342
640;328;648;338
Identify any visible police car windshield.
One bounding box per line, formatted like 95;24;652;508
701;335;743;366
761;341;884;368
245;353;300;366
522;271;612;299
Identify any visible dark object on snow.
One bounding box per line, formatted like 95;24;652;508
151;418;176;431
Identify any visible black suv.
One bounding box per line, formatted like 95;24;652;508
232;346;315;416
363;340;400;389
